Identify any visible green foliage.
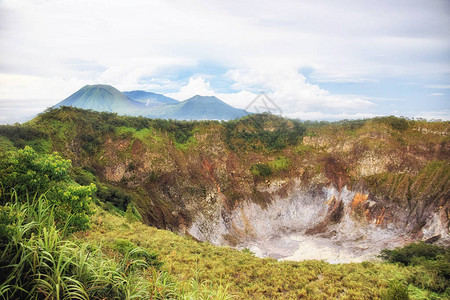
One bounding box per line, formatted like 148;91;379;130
250;163;272;177
380;242;448;266
71;167;134;215
114;238;163;269
381;242;450;293
175;134;198;151
374;116;410;131
224;113;306;151
0;124;48;149
269;156;290;171
37;107;218;156
96;184;132;212
71;166;97;186
52;184;95;231
0;147;94;232
0;193;228;299
383;280;409;300
0;146;70;198
114;238;136;254
0;135;16;152
0;197;167;300
80;133;101;155
295;143;315;155
125;203;143;223
0;204;16;245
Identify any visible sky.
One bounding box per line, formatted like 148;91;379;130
0;0;449;123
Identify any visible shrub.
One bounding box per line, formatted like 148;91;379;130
269;156;290;171
0;147;95;232
0;125;48;149
250;163;272;177
96;185;131;211
0;146;71;198
80;133;101;155
382;280;409;300
114;238;163;269
381;242;450;293
380;242;447;266
125;203;143;223
374;116;409;131
224;113;306;151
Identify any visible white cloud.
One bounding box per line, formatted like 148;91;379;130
428;93;445;96
426;85;450;89
0;0;449;123
0;73;88;102
0;73;90;124
166;77;215;100
2;0;449;84
166;71;375;119
97;57;196;91
226;67;374;112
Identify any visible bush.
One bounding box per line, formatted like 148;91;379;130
250;163;272;177
381;242;450;293
383;281;409;300
0;125;47;149
0;147;95;232
374;116;409;131
114;238;163;269
80;133;101;155
0;146;71;198
96;185;131;211
225;113;306;151
125;203;142;222
380;242;448;266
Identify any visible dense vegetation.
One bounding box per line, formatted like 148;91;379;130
380;242;450;293
0;147;95;232
1;107;432;157
224;113;307;151
0;148;230;299
86;208;450;299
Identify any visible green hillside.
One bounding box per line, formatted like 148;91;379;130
0;107;449;299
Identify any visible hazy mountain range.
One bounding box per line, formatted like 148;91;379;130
54;84;248;120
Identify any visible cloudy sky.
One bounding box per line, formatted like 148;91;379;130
0;0;449;123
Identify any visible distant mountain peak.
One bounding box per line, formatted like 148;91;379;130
53;84;143;113
123;90;178;104
53;84;248;120
185;95;225;104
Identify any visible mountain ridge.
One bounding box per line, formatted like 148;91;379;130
123;90;179;105
54;84;248;120
155;95;248;120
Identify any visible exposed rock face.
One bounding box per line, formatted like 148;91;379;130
187;181;449;262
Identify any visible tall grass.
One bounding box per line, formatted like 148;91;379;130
0;193;158;299
0;192;232;300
